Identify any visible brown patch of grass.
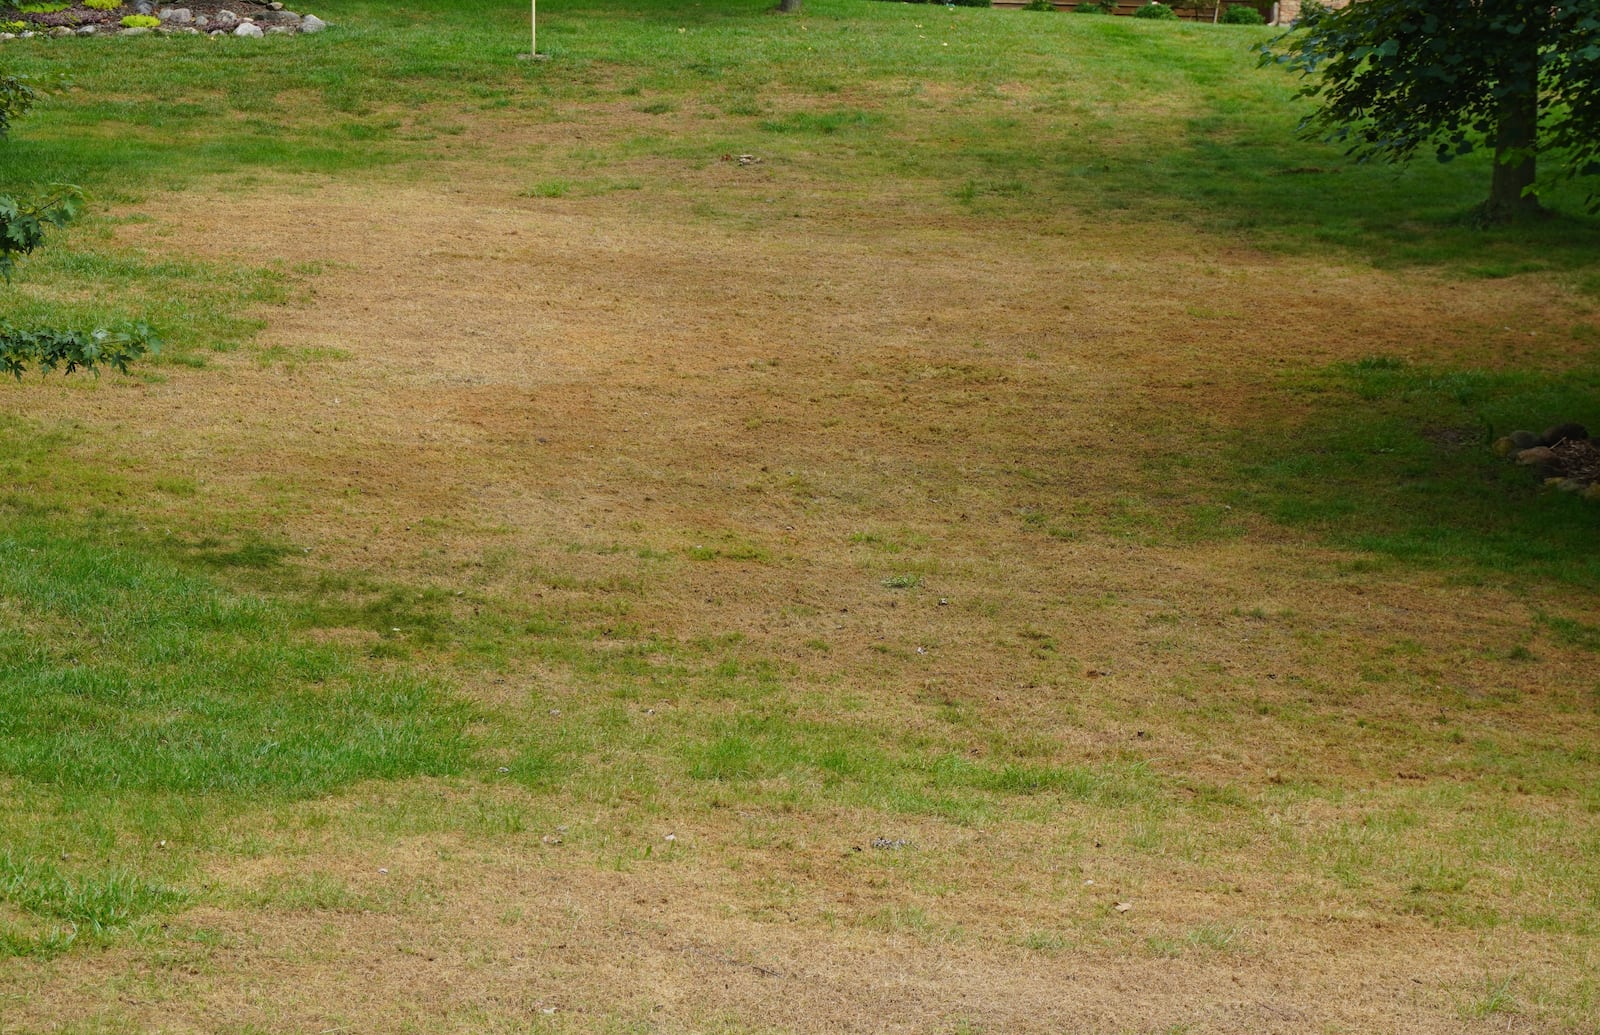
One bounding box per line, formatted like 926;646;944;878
2;122;1597;1034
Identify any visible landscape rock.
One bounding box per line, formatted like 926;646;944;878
1541;422;1590;446
1491;436;1518;458
3;4;327;40
1508;429;1542;449
1516;447;1557;468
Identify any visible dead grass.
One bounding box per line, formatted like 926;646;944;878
1;53;1598;1035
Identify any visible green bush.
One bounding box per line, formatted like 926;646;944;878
84;0;122;9
1074;0;1116;11
1220;3;1264;22
1133;1;1178;17
119;13;157;26
1024;0;1055;10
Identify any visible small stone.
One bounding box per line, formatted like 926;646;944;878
1508;430;1542;449
214;9;239;27
300;13;326;32
234;21;263;36
1516;447;1557;468
194;13;209;26
1491;436;1518;458
160;7;194;23
135;0;154;12
1556;478;1587;493
266;24;291;33
269;0;284;7
121;26;150;35
1542;422;1590;446
0;34;15;42
257;9;300;24
50;25;73;37
76;25;97;35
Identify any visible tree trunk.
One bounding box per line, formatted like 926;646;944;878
1482;39;1543;222
776;0;802;11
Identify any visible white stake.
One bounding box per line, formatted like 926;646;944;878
519;0;545;61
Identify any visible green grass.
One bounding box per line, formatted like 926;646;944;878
0;414;473;955
0;0;1594;273
1229;356;1600;586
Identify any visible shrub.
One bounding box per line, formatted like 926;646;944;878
1024;0;1055;10
119;13;157;26
1220;3;1264;21
84;0;121;9
0;20;25;32
1132;1;1177;15
1074;0;1115;11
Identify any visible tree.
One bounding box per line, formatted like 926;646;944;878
1262;0;1600;222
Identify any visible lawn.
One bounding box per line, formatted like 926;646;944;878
1;0;1598;1031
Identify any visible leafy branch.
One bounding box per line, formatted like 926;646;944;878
0;185;86;282
0;323;162;379
0;72;35;140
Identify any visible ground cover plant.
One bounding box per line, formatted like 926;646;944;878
1;0;1598;1031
